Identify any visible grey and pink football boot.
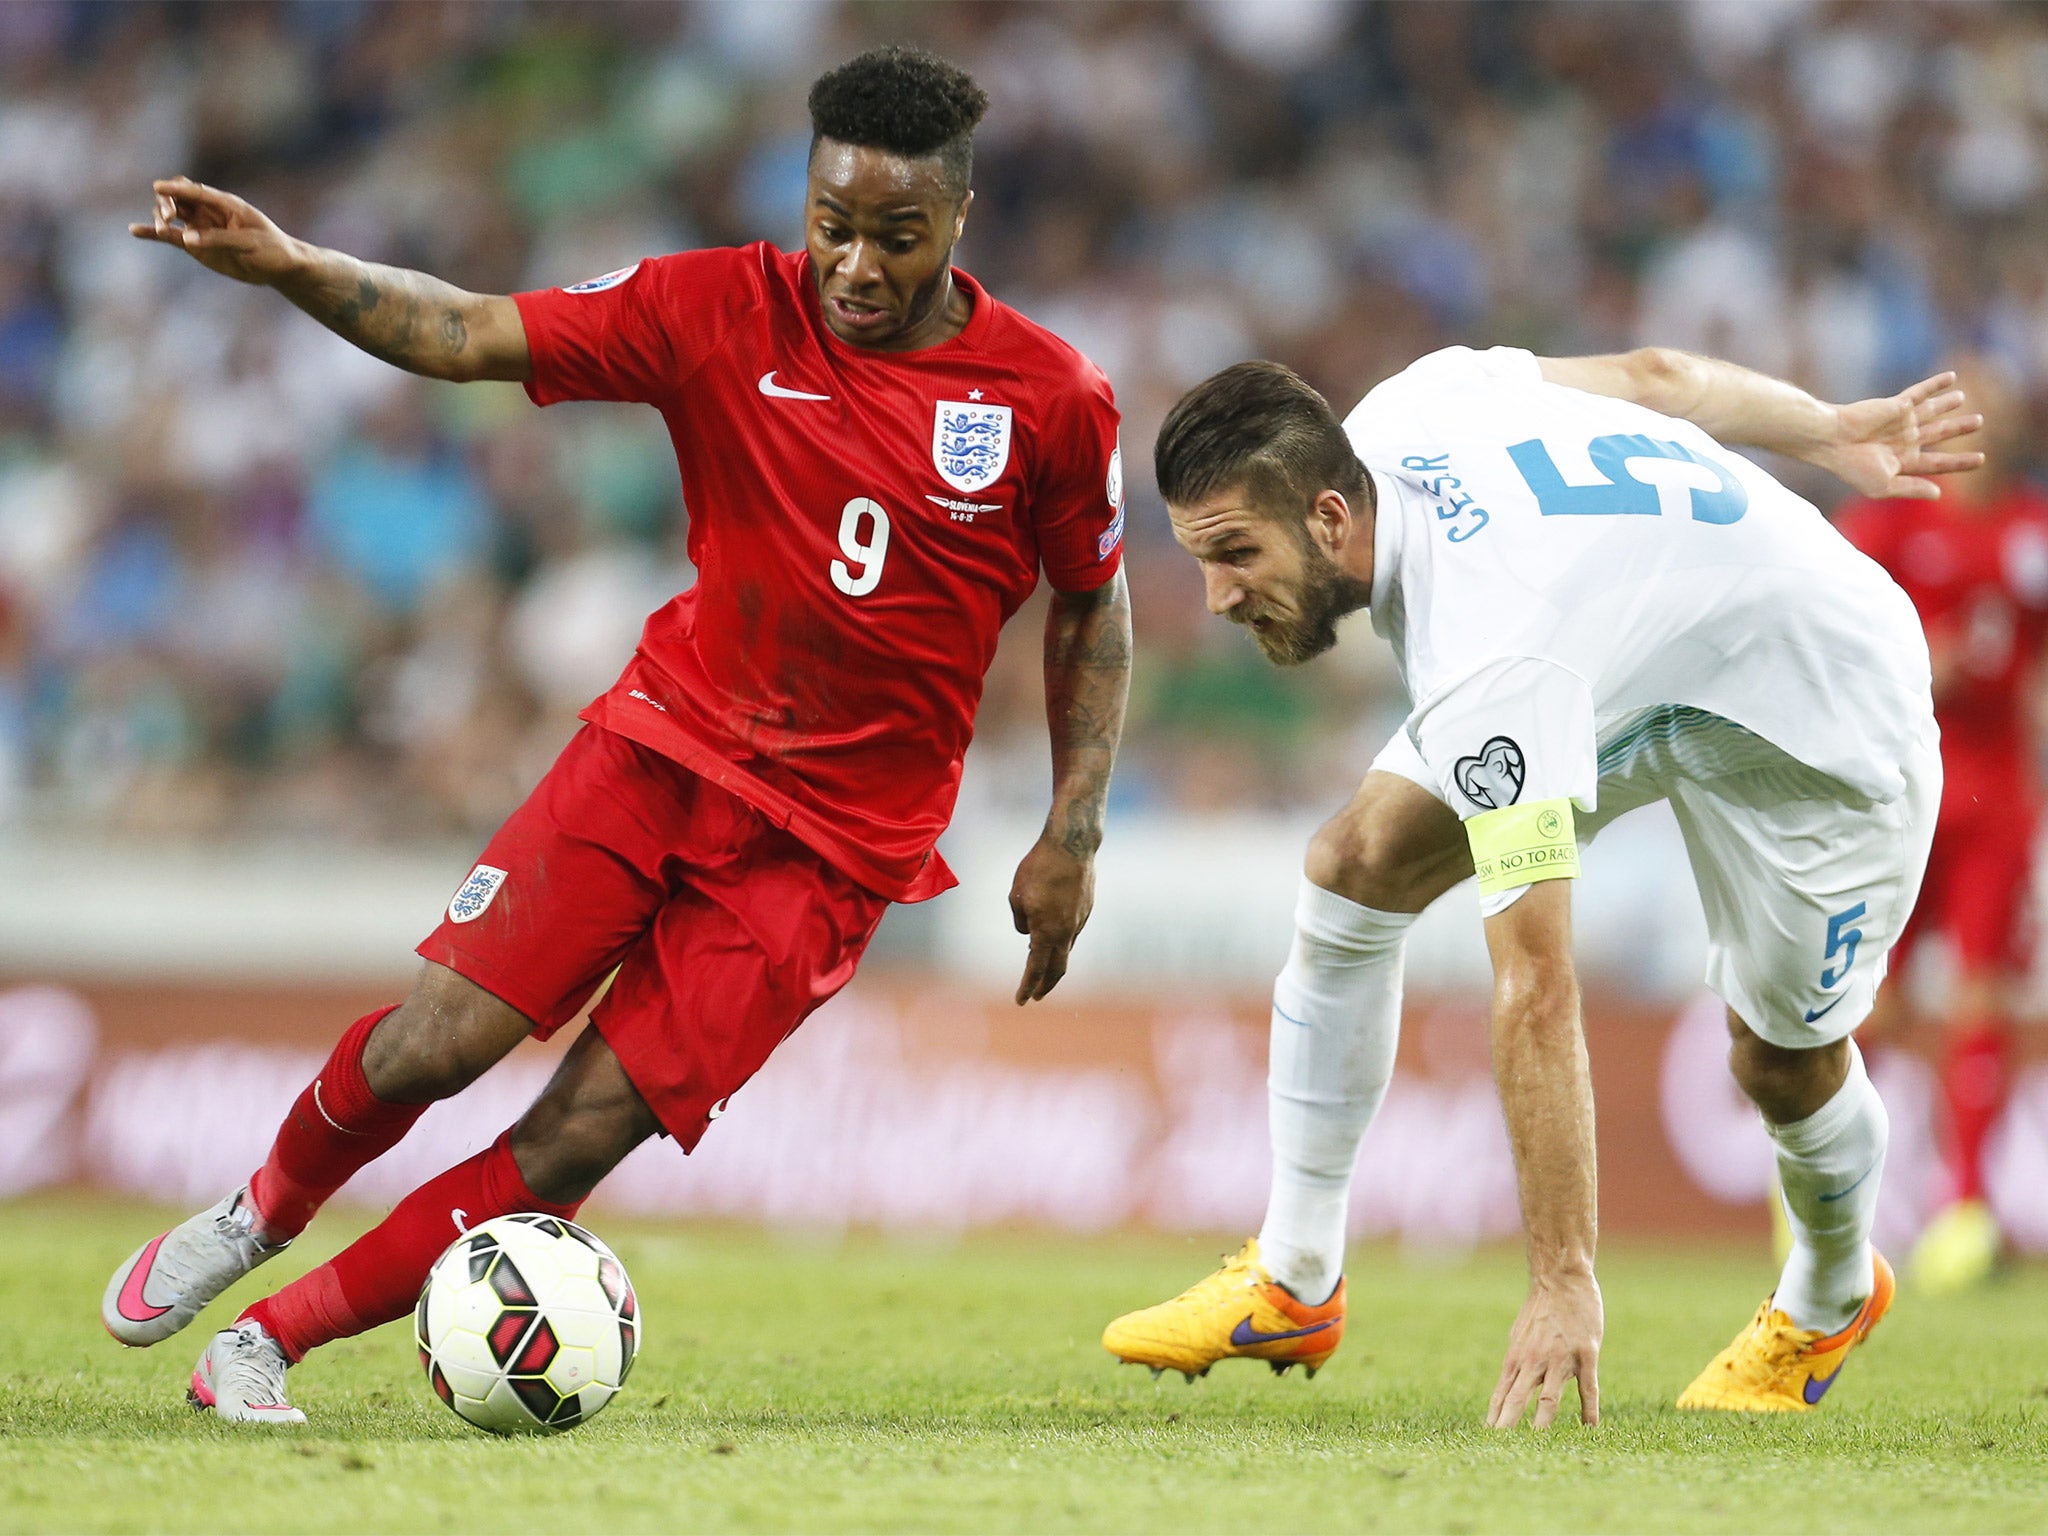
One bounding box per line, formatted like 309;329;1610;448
188;1320;304;1425
102;1188;289;1347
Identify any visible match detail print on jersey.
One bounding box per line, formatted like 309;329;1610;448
1467;799;1579;897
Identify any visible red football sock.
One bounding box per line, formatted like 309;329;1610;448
241;1132;581;1362
248;1007;427;1242
1944;1016;2010;1204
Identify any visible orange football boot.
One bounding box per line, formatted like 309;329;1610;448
1677;1252;1894;1412
1102;1238;1344;1381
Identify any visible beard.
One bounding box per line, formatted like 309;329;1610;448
1238;530;1372;666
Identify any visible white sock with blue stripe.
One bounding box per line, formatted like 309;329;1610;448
1768;1042;1887;1334
1256;879;1413;1306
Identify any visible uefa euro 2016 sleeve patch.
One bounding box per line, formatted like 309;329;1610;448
562;263;640;294
1098;443;1126;560
1466;799;1579;897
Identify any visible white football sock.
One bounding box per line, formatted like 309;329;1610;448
1256;879;1413;1306
1768;1041;1887;1334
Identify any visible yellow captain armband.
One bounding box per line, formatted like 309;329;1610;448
1466;798;1580;897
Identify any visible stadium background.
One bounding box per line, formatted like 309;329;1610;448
4;0;2048;1257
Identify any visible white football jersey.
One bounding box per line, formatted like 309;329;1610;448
1347;346;1932;819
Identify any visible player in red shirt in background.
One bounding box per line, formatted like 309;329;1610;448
1838;360;2048;1293
100;47;1133;1424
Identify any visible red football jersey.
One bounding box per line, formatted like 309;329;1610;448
1839;487;2048;762
513;244;1125;902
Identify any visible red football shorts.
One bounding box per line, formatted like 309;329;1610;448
418;725;888;1150
1899;753;2037;973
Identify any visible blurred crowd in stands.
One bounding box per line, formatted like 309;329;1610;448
5;0;2048;844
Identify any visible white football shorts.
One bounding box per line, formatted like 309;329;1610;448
1372;705;1940;1050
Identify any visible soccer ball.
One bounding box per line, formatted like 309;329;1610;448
415;1213;639;1434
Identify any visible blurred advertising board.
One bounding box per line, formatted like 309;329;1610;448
3;976;2040;1255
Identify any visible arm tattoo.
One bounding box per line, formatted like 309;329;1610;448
279;251;480;379
330;275;379;331
1041;573;1132;858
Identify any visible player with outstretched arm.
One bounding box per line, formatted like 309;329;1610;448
102;47;1132;1425
1102;345;1977;1424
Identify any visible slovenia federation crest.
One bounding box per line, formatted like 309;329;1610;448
932;400;1014;494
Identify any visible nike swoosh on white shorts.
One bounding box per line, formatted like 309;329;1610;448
758;371;831;401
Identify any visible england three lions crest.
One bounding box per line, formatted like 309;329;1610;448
932;400;1013;494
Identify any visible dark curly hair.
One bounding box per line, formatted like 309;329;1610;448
807;45;989;202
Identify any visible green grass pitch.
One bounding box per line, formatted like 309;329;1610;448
4;1197;2046;1534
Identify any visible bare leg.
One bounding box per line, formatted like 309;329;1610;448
1725;1010;1848;1125
509;1027;664;1204
363;961;540;1102
1305;769;1472;913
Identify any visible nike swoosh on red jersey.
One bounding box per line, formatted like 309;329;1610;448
117;1235;173;1322
758;371;831;401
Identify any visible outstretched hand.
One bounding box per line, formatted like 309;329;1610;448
1817;371;1986;500
1486;1271;1603;1430
130;177;300;285
1007;833;1095;1004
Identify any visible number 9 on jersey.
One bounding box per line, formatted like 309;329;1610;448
833;498;891;597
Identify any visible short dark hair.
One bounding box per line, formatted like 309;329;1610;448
1154;361;1366;513
807;46;989;202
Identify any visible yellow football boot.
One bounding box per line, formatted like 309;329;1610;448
1101;1238;1344;1381
1676;1252;1894;1412
1908;1199;2001;1295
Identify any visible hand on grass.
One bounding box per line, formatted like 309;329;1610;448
1486;1270;1603;1429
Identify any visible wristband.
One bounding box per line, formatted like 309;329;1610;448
1466;798;1579;897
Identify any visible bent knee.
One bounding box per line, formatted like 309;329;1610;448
1725;1010;1849;1124
362;1017;482;1103
1306;803;1467;914
362;968;532;1103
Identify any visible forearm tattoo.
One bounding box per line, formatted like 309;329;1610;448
1041;573;1132;858
280;253;478;377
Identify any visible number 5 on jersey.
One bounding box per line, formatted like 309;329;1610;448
833;497;891;597
1508;434;1748;525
